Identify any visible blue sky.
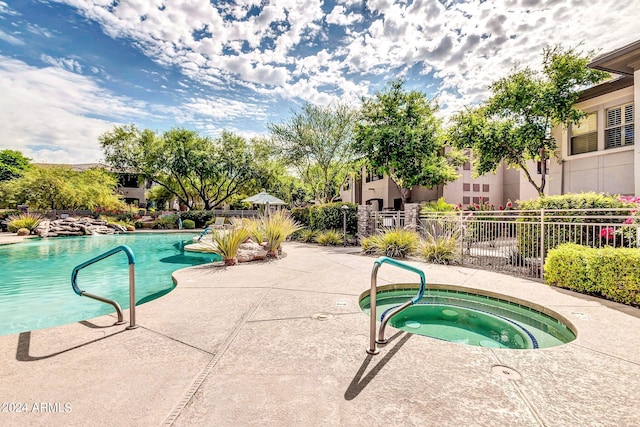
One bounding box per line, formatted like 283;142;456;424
1;0;639;164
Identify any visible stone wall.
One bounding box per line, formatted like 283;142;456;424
357;205;374;241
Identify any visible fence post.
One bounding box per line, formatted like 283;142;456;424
540;208;545;281
459;210;464;263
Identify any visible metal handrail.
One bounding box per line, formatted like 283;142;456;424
71;245;138;329
197;226;212;242
367;257;426;355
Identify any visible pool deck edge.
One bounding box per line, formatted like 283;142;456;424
1;242;639;426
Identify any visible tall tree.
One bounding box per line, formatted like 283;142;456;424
354;79;463;208
448;46;608;196
0;149;31;182
100;125;258;209
0;165;122;210
268;102;358;203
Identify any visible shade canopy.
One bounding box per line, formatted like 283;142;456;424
241;191;287;205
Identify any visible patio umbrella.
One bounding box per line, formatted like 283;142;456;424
241;191;287;205
242;191;287;217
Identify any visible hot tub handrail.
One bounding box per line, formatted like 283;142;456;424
71;245;138;329
367;256;426;355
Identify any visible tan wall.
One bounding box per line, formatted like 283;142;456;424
555;85;635;196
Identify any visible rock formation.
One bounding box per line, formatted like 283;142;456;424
36;217;128;237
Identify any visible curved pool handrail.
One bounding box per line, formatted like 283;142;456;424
367;256;426;355
197;226;212;242
71;245;137;329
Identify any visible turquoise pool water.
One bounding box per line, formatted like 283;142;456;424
0;233;219;336
360;286;576;349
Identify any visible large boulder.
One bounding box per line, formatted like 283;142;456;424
237;241;268;263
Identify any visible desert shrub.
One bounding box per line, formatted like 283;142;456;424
296;228;317;243
205;227;250;266
545;243;640;306
0;210;20;232
420;197;457;213
6;212;43;234
261;211;303;256
315;229;343;246
421;223;460;264
517;193;632;257
181;219;195;229
360;229;420;258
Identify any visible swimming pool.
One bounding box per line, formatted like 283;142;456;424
0;233;219;336
360;284;576;349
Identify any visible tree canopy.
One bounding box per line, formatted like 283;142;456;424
268;102;358;204
100;125;261;210
0;165;123;210
0;149;31;182
447;46;609;196
354;79;463;207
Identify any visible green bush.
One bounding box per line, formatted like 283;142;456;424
307;203;357;234
315;229;343;246
290;207;311;228
179;210;215;228
154;214;178;229
517;193;632;257
545;243;640;306
360;229;420;258
181;219;195;229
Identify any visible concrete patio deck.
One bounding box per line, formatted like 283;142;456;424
1;242;639;426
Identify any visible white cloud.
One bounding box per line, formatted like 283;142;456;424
5;0;640;165
326;5;362;26
0;56;150;163
40;54;84;74
0;29;24;45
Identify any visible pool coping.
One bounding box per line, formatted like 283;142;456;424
1;242;639;426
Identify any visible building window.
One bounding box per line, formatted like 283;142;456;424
463;162;471;170
463;196;470;205
537;159;549;175
482;184;489;192
605;103;634;149
473;184;480;192
570;112;597;155
463;183;470;191
365;170;381;183
472;196;480;204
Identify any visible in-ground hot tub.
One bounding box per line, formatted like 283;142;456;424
360;284;576;349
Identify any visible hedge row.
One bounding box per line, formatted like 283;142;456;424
517;193;632;257
545;243;640;306
291;202;358;235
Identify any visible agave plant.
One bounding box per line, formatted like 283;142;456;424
6;212;44;234
261;211;302;257
207;227;249;266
